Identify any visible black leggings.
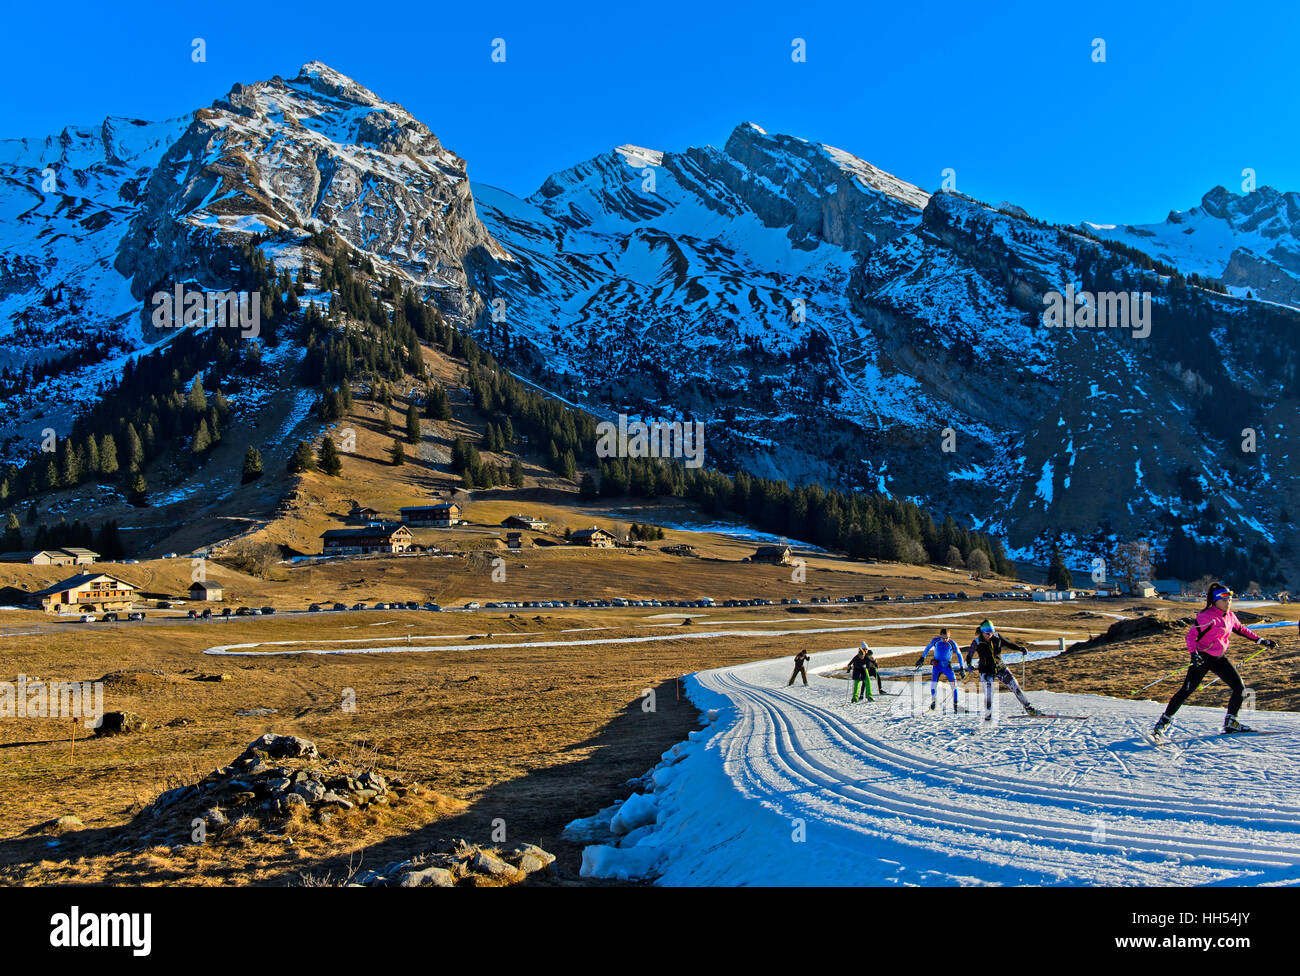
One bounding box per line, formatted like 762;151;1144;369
1165;654;1244;717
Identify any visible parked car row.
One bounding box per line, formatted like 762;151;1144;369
153;589;1049;621
78;611;148;623
307;602;445;613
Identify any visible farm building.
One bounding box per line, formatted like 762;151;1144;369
32;573;137;614
189;581;224;602
752;544;793;565
348;504;381;522
0;548;100;566
321;523;414;556
400;503;461;527
501;515;548;531
506;532;523;549
571;527;615;548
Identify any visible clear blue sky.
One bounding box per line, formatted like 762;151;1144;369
4;0;1296;225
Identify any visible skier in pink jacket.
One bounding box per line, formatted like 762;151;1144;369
1153;582;1276;738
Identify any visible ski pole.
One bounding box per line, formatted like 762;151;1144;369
1206;639;1281;687
1130;661;1191;696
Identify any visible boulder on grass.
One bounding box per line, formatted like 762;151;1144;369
240;734;318;761
94;711;148;736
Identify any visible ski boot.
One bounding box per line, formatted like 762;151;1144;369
1152;713;1172;740
1023;704;1044;718
983;710;993;722
1224;714;1254;734
929;698;937;711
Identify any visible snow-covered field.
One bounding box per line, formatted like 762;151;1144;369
572;649;1300;886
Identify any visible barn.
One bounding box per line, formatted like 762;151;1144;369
32;573;137;614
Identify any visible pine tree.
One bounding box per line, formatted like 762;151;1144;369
99;434;118;477
58;439;80;486
579;472;598;499
128;473;148;506
321;389;342;421
125;424;144;472
288;439;317;474
2;511;22;552
242;447;264;484
406;403;421;444
318;436;343;476
187;376;207;413
191;420;212;454
510;458;524;488
390;439;406;466
426;384;452;421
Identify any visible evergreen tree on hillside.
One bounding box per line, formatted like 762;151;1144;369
2;512;22;552
128;473;148;506
241;447;264;484
191;420;212;454
288;439;317;474
389;439;406;466
426;384;452;421
510;458;524;488
1048;549;1072;589
318;437;343;476
187;376;207;413
99;434;118;477
93;520;126;559
406;403;421;444
124;424;144;472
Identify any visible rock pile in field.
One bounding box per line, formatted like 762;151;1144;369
150;733;418;828
1067;614;1194;653
350;839;556;887
94;711;148;736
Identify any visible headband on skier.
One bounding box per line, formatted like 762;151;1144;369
1210;587;1233;602
979;621;994;633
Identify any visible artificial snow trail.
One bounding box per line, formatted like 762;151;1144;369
575;649;1300;886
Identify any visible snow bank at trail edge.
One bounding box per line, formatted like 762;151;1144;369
565;649;1300;886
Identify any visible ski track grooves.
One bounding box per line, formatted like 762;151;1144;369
683;658;1300;884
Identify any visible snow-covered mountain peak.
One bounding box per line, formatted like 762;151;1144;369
722;121;931;212
614;144;664;169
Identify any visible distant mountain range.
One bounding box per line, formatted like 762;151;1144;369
3;62;1297;580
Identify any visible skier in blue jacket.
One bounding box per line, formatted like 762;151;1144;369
914;628;966;712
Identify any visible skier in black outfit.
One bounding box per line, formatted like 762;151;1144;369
788;649;811;687
845;646;874;703
969;620;1042;719
859;641;884;695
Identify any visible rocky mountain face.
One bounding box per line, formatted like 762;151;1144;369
3;63;1297;579
115;61;498;334
469;128;1300;578
1084;185;1300;310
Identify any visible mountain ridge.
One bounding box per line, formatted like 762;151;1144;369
2;61;1297;584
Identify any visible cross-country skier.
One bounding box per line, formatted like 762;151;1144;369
846;645;874;703
860;641;884;695
915;628;966;712
788;648;811;687
969;620;1043;719
1153;583;1277;738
